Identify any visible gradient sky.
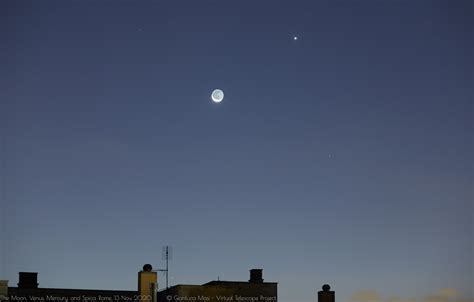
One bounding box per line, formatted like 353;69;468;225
1;1;472;302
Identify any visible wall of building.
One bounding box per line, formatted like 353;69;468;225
158;282;277;302
0;281;8;300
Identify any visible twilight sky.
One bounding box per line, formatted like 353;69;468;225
0;1;472;302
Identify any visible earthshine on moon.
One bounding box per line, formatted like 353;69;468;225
211;89;224;103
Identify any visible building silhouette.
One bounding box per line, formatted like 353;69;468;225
0;266;285;302
1;266;334;302
2;272;136;302
157;269;277;302
318;284;335;302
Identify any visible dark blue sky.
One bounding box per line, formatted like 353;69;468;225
1;1;472;302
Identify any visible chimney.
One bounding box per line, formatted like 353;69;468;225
318;284;335;302
18;272;38;289
249;269;263;283
138;264;157;301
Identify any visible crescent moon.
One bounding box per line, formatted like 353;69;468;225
211;89;224;103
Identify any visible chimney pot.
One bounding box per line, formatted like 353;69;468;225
318;284;335;302
18;272;38;289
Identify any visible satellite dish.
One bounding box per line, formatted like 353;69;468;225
143;264;153;272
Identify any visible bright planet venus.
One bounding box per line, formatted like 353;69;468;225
211;89;224;103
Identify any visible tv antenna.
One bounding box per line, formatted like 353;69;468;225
157;246;172;289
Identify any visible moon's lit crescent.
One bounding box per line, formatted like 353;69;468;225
211;89;224;103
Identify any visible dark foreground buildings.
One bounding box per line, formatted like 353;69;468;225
157;269;277;302
1;272;135;302
0;265;335;302
1;266;278;302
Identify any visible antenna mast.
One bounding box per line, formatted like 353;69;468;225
158;246;172;289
